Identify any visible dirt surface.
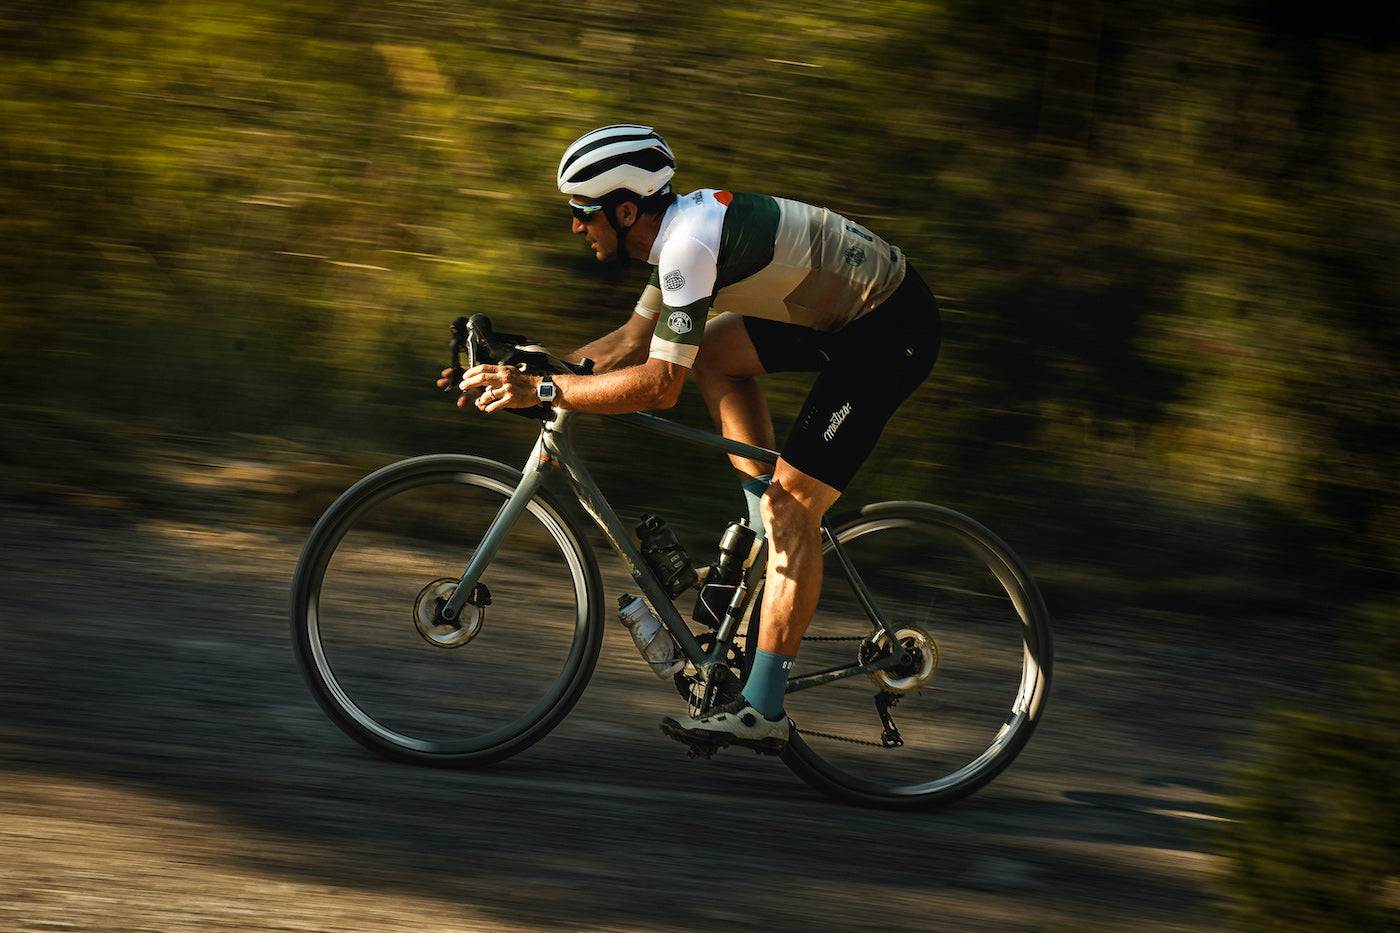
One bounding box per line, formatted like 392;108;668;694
0;473;1328;933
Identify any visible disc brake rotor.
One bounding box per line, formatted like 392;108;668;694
413;578;483;648
864;625;939;694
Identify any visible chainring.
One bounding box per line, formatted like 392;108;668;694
673;632;747;717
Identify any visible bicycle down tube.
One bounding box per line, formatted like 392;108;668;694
547;408;760;667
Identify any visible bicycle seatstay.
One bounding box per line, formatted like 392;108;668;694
778;517;913;694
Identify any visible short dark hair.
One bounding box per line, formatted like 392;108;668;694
603;185;676;218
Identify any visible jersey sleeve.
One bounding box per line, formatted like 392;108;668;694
647;234;717;368
634;282;664;322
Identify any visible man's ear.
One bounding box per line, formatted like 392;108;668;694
612;199;640;227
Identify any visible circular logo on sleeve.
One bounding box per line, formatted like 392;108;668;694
667;311;693;335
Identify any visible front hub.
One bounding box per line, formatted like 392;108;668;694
414;578;485;648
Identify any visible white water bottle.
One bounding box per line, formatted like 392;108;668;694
616;594;684;678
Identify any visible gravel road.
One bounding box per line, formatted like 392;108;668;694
0;488;1315;932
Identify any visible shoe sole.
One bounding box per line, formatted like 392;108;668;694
659;719;787;757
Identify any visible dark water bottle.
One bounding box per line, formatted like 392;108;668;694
693;519;758;628
636;514;698;597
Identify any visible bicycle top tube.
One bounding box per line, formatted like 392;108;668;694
599;411;779;468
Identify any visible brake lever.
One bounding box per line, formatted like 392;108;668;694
446;316;469;395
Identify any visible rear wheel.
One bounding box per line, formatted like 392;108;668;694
289;455;605;766
760;501;1053;809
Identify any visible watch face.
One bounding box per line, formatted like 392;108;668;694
538;377;556;402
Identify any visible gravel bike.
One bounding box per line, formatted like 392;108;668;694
289;316;1053;809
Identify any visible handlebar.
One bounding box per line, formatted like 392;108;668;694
446;315;593;417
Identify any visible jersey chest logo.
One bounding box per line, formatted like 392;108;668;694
663;270;686;291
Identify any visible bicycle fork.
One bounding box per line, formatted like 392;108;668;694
437;433;557;625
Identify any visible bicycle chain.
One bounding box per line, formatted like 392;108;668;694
794;725;892;748
789;634;902;748
795;692;903;749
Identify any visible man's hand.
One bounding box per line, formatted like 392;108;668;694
438;367;484;408
458;363;538;412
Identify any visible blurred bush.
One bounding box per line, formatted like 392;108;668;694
1207;600;1400;933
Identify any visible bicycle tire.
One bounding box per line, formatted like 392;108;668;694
289;454;606;767
756;501;1053;809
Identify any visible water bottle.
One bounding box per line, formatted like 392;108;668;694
693;519;758;628
636;514;698;597
616;594;684;678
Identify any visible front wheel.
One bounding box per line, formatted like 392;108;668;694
762;501;1054;809
289;455;605;766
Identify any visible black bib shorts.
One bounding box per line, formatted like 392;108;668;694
742;263;942;492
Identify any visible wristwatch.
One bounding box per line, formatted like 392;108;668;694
537;374;557;407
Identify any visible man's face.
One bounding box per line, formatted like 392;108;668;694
569;197;622;264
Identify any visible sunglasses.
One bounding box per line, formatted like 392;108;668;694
569;199;604;223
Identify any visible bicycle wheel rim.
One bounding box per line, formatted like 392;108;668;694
291;456;604;765
777;502;1053;808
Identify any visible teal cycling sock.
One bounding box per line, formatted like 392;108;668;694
742;648;794;720
741;474;772;540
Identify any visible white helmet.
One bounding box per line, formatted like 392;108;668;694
557;124;675;199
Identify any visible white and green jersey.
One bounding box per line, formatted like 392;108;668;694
636;189;907;367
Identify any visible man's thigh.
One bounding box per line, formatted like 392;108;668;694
695;311;769;379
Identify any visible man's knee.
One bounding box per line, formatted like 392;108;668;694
760;470;837;540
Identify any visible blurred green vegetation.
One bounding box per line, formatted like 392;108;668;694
1207;599;1400;932
3;0;1395;595
3;2;1399;926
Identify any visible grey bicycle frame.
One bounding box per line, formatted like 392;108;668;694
440;407;910;687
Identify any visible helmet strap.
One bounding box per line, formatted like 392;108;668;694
602;192;636;263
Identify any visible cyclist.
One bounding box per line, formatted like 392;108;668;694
457;124;941;755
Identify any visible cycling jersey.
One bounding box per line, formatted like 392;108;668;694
635;189;907;367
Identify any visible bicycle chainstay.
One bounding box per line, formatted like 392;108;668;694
789;634;906;749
